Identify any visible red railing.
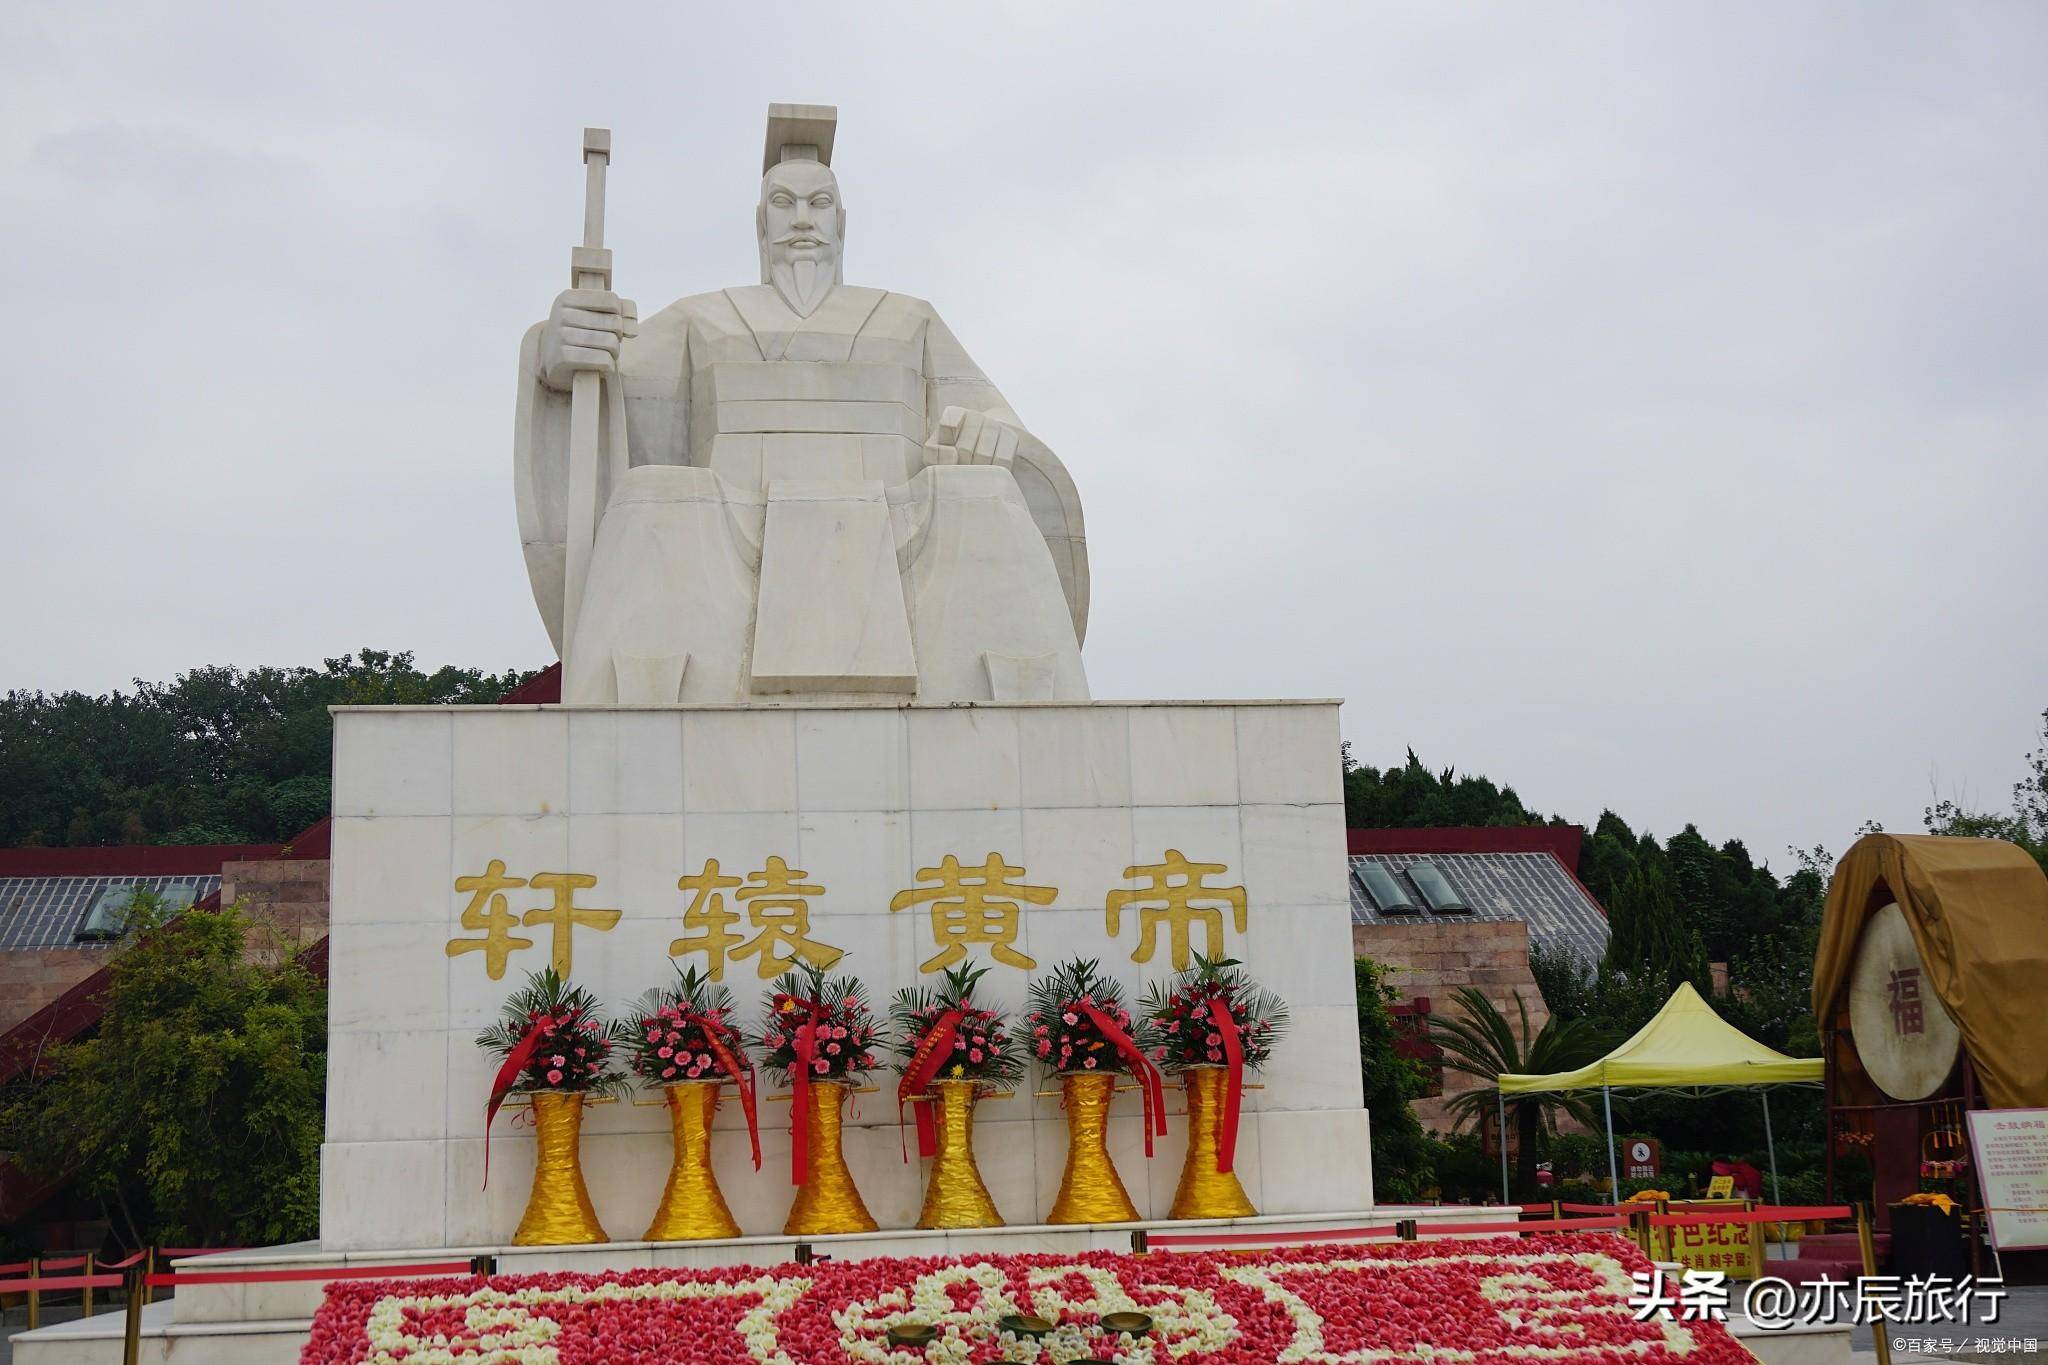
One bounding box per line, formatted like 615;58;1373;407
1142;1203;1852;1253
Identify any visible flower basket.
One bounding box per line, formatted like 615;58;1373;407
626;966;757;1241
1028;959;1163;1224
475;968;626;1246
890;964;1023;1230
1143;954;1288;1220
753;965;882;1236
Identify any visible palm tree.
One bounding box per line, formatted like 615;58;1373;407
1429;987;1610;1200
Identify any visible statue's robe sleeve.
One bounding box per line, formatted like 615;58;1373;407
919;306;1091;647
513;303;694;656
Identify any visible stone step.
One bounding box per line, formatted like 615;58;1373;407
8;1299;310;1365
168;1206;1517;1326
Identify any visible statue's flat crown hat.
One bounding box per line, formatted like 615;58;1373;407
763;103;837;175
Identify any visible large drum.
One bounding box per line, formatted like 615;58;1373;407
1847;902;1962;1101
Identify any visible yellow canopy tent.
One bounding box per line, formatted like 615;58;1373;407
1497;981;1823;1202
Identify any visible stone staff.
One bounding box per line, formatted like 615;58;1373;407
560;127;626;674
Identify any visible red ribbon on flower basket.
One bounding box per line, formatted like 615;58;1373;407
787;1003;826;1186
688;1012;762;1171
1078;1001;1169;1156
482;1015;551;1189
1208;996;1246;1174
897;1009;965;1160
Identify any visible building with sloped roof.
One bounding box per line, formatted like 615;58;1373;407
0;844;279;1032
1348;826;1610;1134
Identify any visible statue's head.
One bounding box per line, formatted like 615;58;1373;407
756;157;844;316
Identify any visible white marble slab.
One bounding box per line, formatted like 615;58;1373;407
322;700;1364;1250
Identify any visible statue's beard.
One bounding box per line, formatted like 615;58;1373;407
768;252;836;317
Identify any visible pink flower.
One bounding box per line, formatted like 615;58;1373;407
969;1049;984;1062
812;1059;829;1074
551;1055;567;1066
546;1069;564;1084
826;1043;841;1055
1061;1011;1079;1026
662;1065;676;1078
1082;1056;1098;1069
659;1046;673;1058
1036;1040;1052;1057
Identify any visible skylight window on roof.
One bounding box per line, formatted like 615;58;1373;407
75;881;197;940
1406;861;1472;915
1356;862;1421;915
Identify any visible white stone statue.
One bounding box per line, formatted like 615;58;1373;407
515;105;1089;704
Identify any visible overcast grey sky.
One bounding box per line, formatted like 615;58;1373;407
2;3;2042;868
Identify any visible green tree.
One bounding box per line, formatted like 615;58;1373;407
1428;987;1610;1199
1342;747;1547;830
1354;958;1434;1201
0;649;536;846
1601;863;1709;992
0;900;327;1246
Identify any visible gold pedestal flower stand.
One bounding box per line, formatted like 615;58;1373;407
1168;1065;1257;1219
512;1090;609;1246
915;1079;1005;1229
1046;1070;1142;1224
642;1081;741;1241
783;1080;879;1236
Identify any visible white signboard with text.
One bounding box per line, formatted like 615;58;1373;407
1966;1107;2048;1250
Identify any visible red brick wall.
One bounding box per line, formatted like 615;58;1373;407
1352;918;1548;1133
0;949;109;1033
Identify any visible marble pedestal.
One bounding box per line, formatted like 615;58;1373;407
321;699;1366;1251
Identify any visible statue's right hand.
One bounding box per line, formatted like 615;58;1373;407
538;288;638;391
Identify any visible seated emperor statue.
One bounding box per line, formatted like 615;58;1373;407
514;106;1089;704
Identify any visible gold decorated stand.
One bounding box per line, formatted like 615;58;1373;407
641;1081;741;1241
1168;1065;1257;1219
512;1091;609;1246
1045;1070;1142;1224
911;1079;1005;1229
783;1079;879;1236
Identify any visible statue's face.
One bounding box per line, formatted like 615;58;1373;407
758;160;843;277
